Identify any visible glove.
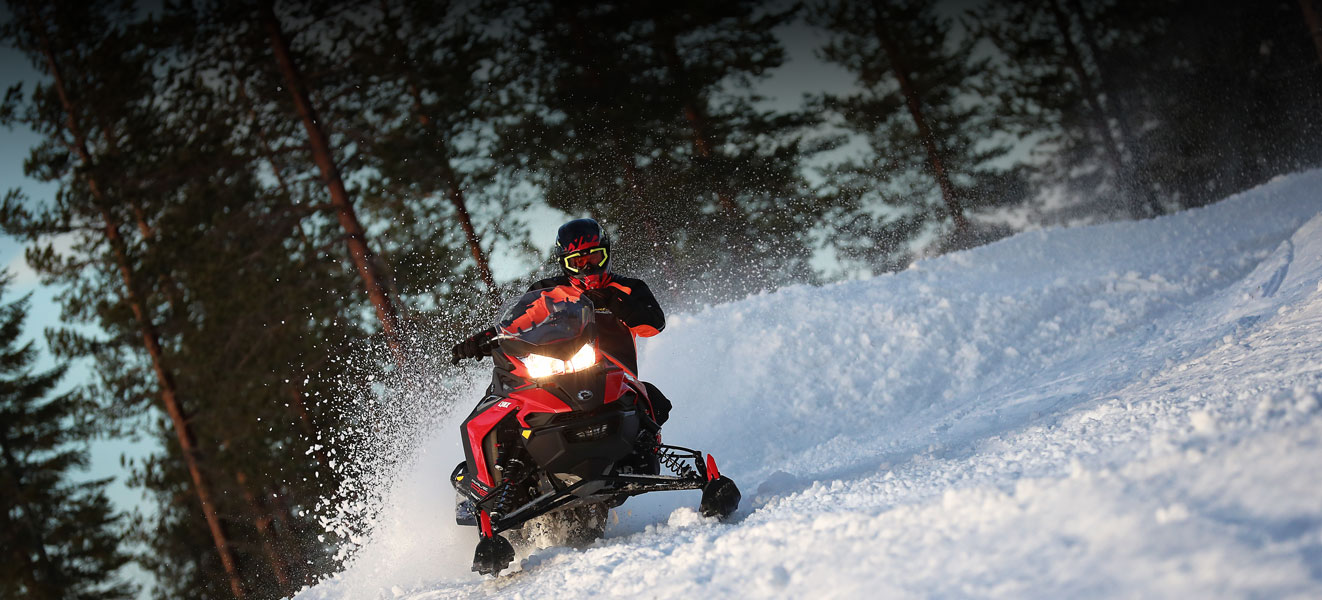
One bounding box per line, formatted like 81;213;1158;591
585;287;631;321
582;288;611;308
451;328;496;365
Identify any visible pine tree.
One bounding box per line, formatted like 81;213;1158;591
489;0;823;303
1134;0;1322;206
174;0;413;368
337;0;511;307
259;1;409;367
646;1;827;297
971;0;1164;221
0;3;251;596
2;2;371;596
809;0;1024;273
311;0;541;340
0;279;136;600
109;7;370;594
1301;0;1322;65
128;155;359;597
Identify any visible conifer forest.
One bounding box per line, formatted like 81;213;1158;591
1;0;1320;598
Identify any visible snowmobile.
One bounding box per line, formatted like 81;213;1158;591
451;285;740;576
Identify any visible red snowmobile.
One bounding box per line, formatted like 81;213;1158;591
451;285;740;575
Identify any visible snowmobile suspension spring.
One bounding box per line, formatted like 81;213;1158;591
656;449;696;479
488;481;517;517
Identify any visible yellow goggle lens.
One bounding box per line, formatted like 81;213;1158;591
562;247;609;273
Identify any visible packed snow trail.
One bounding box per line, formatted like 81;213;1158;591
299;172;1322;599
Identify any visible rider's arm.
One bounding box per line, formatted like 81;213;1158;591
605;278;665;337
451;326;498;364
453;276;568;364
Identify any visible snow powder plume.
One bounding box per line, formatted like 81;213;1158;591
298;321;494;595
300;170;1322;599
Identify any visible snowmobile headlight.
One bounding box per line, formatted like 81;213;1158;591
523;343;596;378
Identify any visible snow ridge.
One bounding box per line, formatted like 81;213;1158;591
299;171;1322;599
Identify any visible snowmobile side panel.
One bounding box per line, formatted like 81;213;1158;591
461;398;518;488
513;386;573;420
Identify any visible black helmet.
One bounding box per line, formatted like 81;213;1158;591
554;218;611;285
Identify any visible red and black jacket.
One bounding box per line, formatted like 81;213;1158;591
469;273;665;357
526;274;665;337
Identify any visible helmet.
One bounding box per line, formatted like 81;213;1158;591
554;218;612;289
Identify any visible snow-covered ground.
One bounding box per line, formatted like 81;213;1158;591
299;171;1322;599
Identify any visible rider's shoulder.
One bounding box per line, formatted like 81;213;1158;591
606;274;655;296
608;273;649;288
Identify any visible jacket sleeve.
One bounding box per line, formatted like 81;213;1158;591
608;278;665;337
476;325;499;355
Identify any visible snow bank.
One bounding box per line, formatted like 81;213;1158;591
300;171;1322;599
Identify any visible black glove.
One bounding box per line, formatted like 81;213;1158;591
582;288;611;309
585;288;632;322
451;327;496;365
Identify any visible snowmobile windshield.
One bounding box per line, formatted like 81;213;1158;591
495;286;596;356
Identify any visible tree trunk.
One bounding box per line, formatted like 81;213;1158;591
262;1;408;367
101;208;248;600
869;5;970;235
1064;0;1163;216
1300;0;1322;66
656;29;744;227
265;488;315;585
287;384;330;469
1045;0;1148;219
236;471;291;592
439;159;499;299
377;0;499;299
29;16;247;599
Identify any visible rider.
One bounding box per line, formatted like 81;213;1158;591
451;217;673;424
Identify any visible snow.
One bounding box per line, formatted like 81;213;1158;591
298;171;1322;599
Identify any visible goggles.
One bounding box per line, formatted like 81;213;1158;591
561;246;609;274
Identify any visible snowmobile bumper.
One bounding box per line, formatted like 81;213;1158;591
452;444;728;535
